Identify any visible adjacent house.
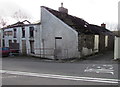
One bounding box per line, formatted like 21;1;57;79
2;20;41;55
2;4;115;59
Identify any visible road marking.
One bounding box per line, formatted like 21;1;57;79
0;70;119;84
84;64;114;75
2;76;21;79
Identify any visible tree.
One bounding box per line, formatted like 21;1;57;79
12;9;31;21
0;17;7;28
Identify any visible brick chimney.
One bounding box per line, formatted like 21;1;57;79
58;3;68;14
101;23;106;28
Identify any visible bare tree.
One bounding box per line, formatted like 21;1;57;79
0;17;7;28
12;9;31;21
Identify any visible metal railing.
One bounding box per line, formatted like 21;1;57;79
29;48;68;59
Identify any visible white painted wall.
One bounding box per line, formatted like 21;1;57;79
34;25;42;55
3;24;40;55
114;36;120;59
41;7;80;59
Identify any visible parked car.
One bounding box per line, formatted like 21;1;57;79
0;47;10;57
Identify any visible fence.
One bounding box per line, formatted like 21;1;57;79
9;49;20;56
29;48;68;59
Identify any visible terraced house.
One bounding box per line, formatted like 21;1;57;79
2;4;115;59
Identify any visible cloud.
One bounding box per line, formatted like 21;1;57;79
0;1;33;19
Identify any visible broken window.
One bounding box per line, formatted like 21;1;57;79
22;27;25;38
14;29;16;38
29;27;34;38
9;40;12;47
2;40;5;47
14;40;17;43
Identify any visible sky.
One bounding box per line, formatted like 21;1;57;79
0;0;119;30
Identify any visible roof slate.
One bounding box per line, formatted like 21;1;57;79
42;6;114;35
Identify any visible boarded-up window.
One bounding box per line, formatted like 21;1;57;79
105;35;108;47
94;35;99;52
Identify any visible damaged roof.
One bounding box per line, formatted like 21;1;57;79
2;20;40;29
42;6;114;35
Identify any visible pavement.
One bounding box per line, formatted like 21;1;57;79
6;51;119;64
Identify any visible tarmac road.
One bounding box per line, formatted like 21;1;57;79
1;51;120;85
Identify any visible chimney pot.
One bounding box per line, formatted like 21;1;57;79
58;3;68;14
101;23;106;28
61;2;63;7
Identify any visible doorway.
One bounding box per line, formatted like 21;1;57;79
22;40;27;54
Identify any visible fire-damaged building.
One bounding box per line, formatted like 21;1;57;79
2;4;115;59
2;20;40;55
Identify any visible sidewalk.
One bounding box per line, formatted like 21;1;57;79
4;51;119;64
71;51;119;64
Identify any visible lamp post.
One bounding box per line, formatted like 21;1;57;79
114;2;120;60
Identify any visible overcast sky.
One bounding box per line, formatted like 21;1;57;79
0;0;119;30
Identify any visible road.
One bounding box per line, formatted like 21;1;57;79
1;52;120;86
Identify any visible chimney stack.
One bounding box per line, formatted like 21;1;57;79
58;3;68;14
101;23;106;28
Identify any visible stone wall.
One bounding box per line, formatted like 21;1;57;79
78;34;114;57
78;34;94;56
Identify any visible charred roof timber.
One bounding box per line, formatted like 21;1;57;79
2;20;40;29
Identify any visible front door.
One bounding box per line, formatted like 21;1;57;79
55;37;62;59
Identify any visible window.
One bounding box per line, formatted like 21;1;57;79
14;29;16;38
105;35;108;47
14;40;17;43
29;27;34;38
22;27;25;38
4;31;12;36
2;40;5;47
9;40;12;46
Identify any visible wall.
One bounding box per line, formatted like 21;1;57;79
114;36;120;59
34;25;42;55
41;7;80;59
107;35;114;50
78;34;98;56
3;24;39;55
